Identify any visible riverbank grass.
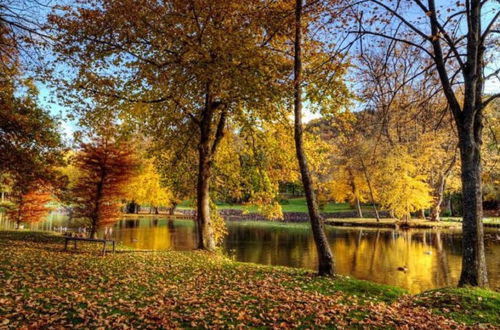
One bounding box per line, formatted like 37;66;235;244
0;230;498;328
414;287;500;325
179;198;359;213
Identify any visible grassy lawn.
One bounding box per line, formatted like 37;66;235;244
441;217;500;224
325;218;464;229
0;231;498;328
179;198;359;213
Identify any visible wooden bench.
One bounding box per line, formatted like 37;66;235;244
64;237;116;256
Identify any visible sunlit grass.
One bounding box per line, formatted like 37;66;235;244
415;287;500;325
179;198;358;213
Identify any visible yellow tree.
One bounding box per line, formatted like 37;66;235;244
50;0;291;251
351;0;500;287
375;146;433;220
127;158;172;214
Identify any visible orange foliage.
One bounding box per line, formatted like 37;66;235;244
72;138;139;237
8;190;52;226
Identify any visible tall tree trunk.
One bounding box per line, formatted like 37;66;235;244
294;0;334;276
194;89;225;251
196;141;215;251
458;128;488;287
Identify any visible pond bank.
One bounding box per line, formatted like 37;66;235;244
0;230;498;328
325;218;463;229
122;211;500;229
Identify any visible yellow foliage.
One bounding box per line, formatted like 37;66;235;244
126;158;172;208
209;200;228;246
376;146;433;219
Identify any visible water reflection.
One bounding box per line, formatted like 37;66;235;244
223;223;481;293
1;213;498;293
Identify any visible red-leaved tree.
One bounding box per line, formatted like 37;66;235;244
8;189;52;229
72;138;139;238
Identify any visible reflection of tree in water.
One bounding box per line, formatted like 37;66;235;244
224;225;314;268
434;232;451;286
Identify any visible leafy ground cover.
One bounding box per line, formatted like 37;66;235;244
414;287;500;326
0;231;498;328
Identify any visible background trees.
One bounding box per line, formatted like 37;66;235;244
349;0;500;286
49;0;291;251
7;188;52;228
0;16;64;222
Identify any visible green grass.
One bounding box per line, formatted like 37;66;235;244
441;217;500;224
414;287;500;325
226;220;311;230
288;274;407;304
179;198;358;213
0;230;498;328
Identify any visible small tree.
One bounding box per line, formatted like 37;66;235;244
126;158;172;214
8;189;52;229
72;138;138;238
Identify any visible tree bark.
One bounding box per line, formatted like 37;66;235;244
89;171;104;239
355;198;363;218
457;128;488;287
196;141;216;251
194;88;225;251
430;177;445;222
168;202;177;215
294;0;334;276
359;157;380;221
431;152;456;222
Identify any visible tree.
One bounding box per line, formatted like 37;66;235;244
49;0;290;251
7;188;52;228
212;121;300;219
71;138;139;238
376;146;433;220
294;0;334;276
126;158;172;214
350;0;499;286
0;20;64;213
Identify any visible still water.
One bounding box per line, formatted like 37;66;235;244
1;214;499;293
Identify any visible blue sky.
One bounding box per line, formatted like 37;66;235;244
25;0;499;142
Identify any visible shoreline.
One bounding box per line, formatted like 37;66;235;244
120;212;500;229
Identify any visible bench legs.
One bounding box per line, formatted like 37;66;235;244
63;238;115;256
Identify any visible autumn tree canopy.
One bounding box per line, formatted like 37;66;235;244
71;138;139;238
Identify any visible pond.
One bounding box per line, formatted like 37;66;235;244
1;213;499;293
